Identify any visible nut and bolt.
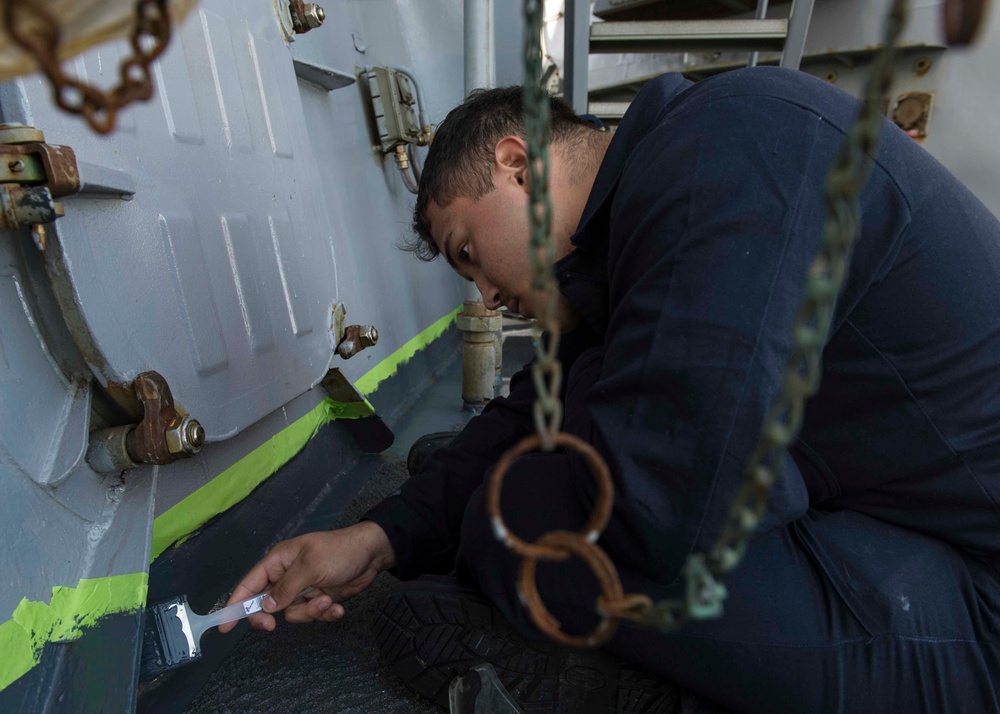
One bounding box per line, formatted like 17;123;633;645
359;325;378;347
165;416;206;456
337;324;379;359
8;159;24;173
304;3;325;28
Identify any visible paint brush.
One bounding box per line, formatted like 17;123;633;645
139;591;265;680
139;588;313;681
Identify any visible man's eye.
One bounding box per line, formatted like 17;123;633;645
459;245;470;262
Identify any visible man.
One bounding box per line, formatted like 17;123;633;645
223;68;1000;712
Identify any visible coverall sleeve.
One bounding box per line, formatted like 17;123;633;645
363;365;537;578
582;95;836;581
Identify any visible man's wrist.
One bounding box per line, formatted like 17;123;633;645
354;519;396;571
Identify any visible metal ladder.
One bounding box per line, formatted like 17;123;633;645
561;0;816;120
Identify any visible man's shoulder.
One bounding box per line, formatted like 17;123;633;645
666;67;857;123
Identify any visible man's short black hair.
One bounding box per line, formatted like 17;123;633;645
407;86;595;261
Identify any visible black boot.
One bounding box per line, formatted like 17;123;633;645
407;431;459;475
375;575;680;714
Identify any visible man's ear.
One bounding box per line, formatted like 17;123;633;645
494;136;529;193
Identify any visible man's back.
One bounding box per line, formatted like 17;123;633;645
561;68;1000;576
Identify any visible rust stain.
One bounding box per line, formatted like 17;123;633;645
1;143;80;197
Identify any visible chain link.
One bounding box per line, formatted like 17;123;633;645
3;0;172;135
522;0;563;450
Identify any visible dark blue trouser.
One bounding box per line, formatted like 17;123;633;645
457;349;1000;713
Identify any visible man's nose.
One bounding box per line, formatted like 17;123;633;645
476;279;502;310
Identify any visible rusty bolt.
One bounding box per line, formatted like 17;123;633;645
359;325;378;347
304;4;325;28
8;159;24;173
337;324;379;359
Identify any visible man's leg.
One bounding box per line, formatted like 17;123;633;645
457;452;1000;713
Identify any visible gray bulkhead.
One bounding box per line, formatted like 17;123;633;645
0;0;473;705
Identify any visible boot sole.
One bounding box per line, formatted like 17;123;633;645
375;577;679;713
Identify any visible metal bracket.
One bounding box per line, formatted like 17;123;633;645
449;664;526;714
86;371;205;473
0;123;80;247
128;371;205;465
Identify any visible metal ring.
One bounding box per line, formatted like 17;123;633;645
486;432;614;561
518;530;624;648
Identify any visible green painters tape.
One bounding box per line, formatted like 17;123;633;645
149;306;460;561
354;305;461;395
150;397;372;561
0;572;147;691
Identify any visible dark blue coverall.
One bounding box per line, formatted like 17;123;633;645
366;68;1000;712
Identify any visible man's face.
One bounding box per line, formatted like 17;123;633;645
427;138;582;326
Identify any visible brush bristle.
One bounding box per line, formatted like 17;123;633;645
139;596;203;681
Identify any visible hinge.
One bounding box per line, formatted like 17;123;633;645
0;123;80;249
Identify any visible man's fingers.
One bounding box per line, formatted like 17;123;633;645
284;595;329;623
321;603;345;622
226;564;270;607
226;541;300;608
264;560;319;613
247;612;276;631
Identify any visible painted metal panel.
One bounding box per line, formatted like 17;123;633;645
0;264;90;488
2;0;343;441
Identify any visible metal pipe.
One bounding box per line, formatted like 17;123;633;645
462;0;501;409
564;0;590;114
464;0;494;95
748;0;770;67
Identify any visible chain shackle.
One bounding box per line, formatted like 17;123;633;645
487;432;613;560
518;530;627;648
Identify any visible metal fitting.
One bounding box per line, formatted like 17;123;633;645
304;4;325;28
86;373;206;473
0;124;45;145
127;371;205;466
0;185;63;230
394;144;409;170
337;324;379;359
458;301;502;410
164;416;206;457
289;0;325;33
86;425;140;473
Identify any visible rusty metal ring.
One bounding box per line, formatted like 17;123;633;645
486;432;614;562
518;530;624;648
944;0;991;45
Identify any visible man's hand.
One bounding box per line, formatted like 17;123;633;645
219;521;395;633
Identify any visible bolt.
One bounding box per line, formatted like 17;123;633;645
8;159;24;173
304;3;325;28
185;419;206;450
165;416;205;456
336;339;356;359
359;325;378;347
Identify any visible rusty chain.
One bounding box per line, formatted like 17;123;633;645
488;0;924;646
521;0;563;451
2;0;172;135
